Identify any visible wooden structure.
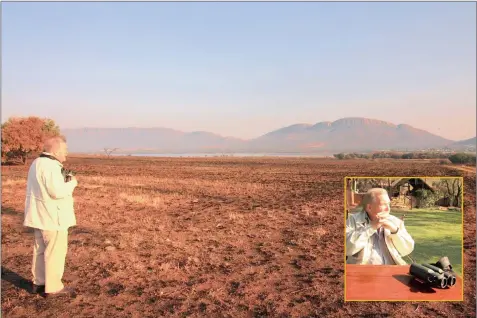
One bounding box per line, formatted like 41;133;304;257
389;178;434;195
345;178;364;210
346;178;436;211
345;264;463;301
346;178;398;210
389;178;435;209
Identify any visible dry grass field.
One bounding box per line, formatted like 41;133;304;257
2;156;475;317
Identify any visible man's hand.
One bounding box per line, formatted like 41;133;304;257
370;218;382;230
376;211;390;219
370;213;399;233
378;219;399;233
370;212;390;230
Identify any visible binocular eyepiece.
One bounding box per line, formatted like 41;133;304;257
409;257;457;289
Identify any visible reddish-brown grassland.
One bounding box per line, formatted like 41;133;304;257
2;156;475;317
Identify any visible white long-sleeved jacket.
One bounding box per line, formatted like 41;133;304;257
346;210;415;265
24;154;78;231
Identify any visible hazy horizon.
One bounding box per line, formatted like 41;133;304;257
3;2;476;140
57;117;475;142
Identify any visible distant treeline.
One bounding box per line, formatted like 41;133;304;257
333;151;476;164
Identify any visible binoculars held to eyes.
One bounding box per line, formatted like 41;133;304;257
40;154;76;182
409;257;457;289
61;168;76;182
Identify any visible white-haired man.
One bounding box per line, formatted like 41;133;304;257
24;136;78;297
346;188;414;265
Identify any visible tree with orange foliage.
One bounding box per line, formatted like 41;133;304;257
1;117;62;164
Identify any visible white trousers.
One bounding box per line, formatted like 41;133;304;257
32;229;68;293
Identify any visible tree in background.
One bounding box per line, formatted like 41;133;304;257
413;188;438;208
441;179;463;207
104;147;119;159
333;153;345;160
1;116;62;164
448;153;476;166
354;178;392;193
429;179;463;208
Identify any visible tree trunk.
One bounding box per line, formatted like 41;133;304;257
452;179;459;207
455;185;461;207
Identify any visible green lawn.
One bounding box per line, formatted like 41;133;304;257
349;208;463;276
392;208;463;276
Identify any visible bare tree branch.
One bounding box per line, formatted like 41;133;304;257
104;147;119;159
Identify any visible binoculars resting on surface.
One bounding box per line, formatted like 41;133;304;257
61;168;76;182
409;257;457;289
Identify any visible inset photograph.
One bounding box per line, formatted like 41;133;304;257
344;177;464;301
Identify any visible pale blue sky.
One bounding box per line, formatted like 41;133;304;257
2;2;476;140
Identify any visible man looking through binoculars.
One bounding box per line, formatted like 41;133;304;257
346;188;414;265
23;136;78;297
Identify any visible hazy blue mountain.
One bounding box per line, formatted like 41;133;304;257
62;117;463;154
452;137;476;146
247;117;454;152
446;136;476;151
62;127;246;153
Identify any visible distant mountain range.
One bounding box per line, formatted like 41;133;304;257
62;117;476;154
451;136;476;147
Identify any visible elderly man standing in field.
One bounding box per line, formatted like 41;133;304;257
346;188;414;265
24;136;78;297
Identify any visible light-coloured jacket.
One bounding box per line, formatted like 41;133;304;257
24;155;78;231
346;210;414;265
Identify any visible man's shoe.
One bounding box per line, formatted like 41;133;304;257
45;287;76;298
31;284;45;294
